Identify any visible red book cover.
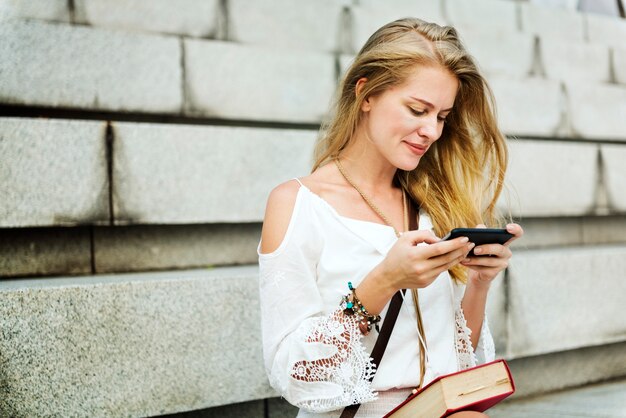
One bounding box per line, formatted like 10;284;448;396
383;360;515;418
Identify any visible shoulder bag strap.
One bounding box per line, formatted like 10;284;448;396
339;195;419;418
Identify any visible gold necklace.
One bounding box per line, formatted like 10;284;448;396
334;158;428;391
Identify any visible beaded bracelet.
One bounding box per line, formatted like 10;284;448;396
340;282;381;335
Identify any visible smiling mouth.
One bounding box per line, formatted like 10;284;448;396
405;142;427;155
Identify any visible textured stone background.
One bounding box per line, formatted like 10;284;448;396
1;0;625;417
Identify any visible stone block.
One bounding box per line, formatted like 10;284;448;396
488;76;563;136
93;223;262;273
601;144;626;212
229;0;346;53
267;397;299;418
445;0;518;34
73;0;220;38
0;227;92;278
351;1;446;52
0;20;182;113
500;140;597;217
520;3;585;41
587;14;626;49
506;245;626;358
510;217;584;249
459;29;534;78
566;83;626;140
112;122;316;224
582;215;626;244
540;39;611;83
0;118;109;227
162;399;265;418
0;266;275;417
613;47;626;86
500;341;626;399
0;0;69;22
184;40;335;123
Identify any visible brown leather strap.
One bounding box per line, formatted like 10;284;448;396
339;290;404;418
340;194;419;418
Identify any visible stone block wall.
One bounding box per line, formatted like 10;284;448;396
1;0;625;417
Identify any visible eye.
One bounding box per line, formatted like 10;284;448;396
409;107;426;117
437;115;448;123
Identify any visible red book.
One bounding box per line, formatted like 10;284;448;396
383;359;515;418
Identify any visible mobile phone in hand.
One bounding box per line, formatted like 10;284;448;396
442;228;514;256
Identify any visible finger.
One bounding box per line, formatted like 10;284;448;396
504;223;524;247
472;244;511;258
421;237;472;259
426;242;475;268
461;255;508;268
402;229;441;245
475;223;487;228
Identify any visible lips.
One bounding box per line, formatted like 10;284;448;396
404;142;427;156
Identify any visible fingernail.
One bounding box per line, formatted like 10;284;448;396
474;247;483;254
460;237;469;243
468;243;475;249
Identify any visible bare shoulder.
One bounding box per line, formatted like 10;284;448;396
259;179;303;255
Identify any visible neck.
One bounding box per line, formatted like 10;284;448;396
338;140;398;193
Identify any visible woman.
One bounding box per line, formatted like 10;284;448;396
258;18;523;417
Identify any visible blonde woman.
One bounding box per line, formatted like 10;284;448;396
258;18;523;418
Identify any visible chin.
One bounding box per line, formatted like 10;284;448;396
394;159;421;172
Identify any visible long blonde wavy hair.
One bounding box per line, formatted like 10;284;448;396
313;18;508;283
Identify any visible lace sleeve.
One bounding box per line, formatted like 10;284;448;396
454;305;496;370
258;196;377;413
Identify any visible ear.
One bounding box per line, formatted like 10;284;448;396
355;77;371;112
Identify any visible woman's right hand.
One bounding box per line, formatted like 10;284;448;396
381;230;474;289
355;230;474;315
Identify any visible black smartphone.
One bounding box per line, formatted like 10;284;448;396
442;228;514;256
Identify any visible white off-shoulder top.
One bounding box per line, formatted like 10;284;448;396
258;179;495;418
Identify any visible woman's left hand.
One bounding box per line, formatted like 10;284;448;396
461;223;524;286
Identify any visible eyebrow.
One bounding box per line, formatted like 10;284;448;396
409;96;453;112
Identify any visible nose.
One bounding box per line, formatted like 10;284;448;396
416;116;440;140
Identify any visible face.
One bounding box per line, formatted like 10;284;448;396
357;65;459;171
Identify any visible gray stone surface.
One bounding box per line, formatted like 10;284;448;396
496;340;626;400
520;2;585;41
94;223;262;273
112;122;316;224
351;1;446;52
601;144;626;212
459;29;534;78
587;13;626;49
507;245;626;358
511;217;583;249
500;140;597;217
0;266;275;417
540;38;611;83
159;399;265;418
229;0;347;53
74;0;220;38
0;20;182;113
614;47;626;86
0;0;69;22
0;118;110;227
267;397;299;418
445;0;518;33
488;76;563;136
511;215;626;249
184;40;335;122
581;215;626;244
0;227;92;278
567;83;626;140
491;377;626;418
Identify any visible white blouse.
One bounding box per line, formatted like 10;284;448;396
258;179;495;418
